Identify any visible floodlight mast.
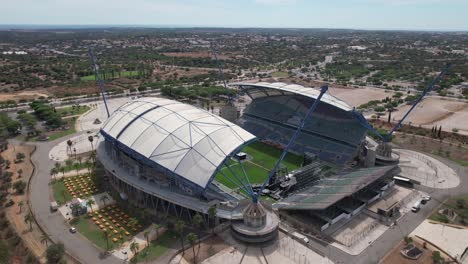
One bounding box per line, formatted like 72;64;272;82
88;48;110;118
352;63;451;143
384;63;451;141
210;43;228;89
254;85;329;203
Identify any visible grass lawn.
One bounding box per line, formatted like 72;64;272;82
214;141;303;191
132;230;179;263
56;105;90;117
80;70;139;81
72;205;147;251
72;215;118;250
52;179;72;205
271;71;289;78
47;117;77;141
449;157;468;167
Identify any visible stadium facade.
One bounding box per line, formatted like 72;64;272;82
96;82;400;241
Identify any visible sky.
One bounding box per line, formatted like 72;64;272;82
1;0;467;31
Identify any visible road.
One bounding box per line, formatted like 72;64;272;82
27;132;120;264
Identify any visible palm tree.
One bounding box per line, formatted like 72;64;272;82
128;217;138;228
70;203;80;216
88;135;94;151
102;230;110;250
66;140;73;156
59;166;65;178
208;206;217;235
143;230;150;250
50;167;57;181
187;232;198;264
175;220;186;255
24;211;33;231
74;163;80;175
40;233;50;247
90;152;96;165
65;159;73;170
130;241;139;258
193;213;203;249
86;199;95;213
100;194;109;208
153;223;161;238
54;162;61;171
18;200;24;214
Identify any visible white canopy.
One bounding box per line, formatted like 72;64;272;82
231;82;353;111
101;97;256;189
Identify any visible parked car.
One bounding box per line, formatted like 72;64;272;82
69;227;76;233
411;201;421;212
422;195;431;201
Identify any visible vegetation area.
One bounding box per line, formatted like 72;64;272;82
131;230;179;263
56;105;90;117
0;112;21;137
29;100;64;128
429;196;468;226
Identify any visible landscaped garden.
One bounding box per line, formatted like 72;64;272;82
52;174;98;204
72;204;147;250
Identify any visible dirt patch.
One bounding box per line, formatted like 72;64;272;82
390;97;468;135
182;235;229;264
2;143;48;263
0;90;50;102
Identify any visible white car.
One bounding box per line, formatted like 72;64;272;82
422;195;431;201
69;227;76;233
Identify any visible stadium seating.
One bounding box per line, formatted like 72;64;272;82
239;94;366;165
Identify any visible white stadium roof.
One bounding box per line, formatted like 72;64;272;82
101;97;256;189
231;82;352;111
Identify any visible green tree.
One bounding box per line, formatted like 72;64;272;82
457;199;465;209
130;241;139;258
175;220;186;254
187;232;198;264
41;233;50;247
102;230;110;250
100;194;109;208
208;206;217;235
13;180;26;194
18;200;24;213
17;168;23;178
193;213;203;249
153;223;161;238
24;211;34;231
143;230;150;250
432;251;442;264
86;199;95;213
46;243;65;264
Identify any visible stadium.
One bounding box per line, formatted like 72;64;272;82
96;82;400;243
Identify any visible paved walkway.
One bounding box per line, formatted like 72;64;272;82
58;192;115;221
49;133;97;162
396;148;460;189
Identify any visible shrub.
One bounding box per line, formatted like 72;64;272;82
13;180;26;194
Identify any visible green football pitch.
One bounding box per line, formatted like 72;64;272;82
214;141;303;192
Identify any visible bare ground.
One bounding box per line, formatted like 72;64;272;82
181;235;229;264
3;143;48;263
